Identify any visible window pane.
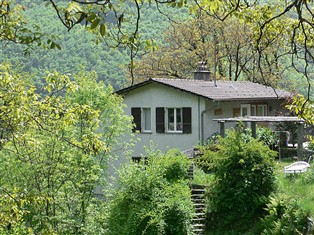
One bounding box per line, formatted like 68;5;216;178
251;106;256;116
257;105;267;116
242;107;248;116
168;108;174;131
176;108;182;131
143;108;151;131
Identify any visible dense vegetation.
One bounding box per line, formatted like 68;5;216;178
0;1;189;89
0;1;313;98
1;0;314;234
0;67;133;233
195;128;312;234
106;149;193;235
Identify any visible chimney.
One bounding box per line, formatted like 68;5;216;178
194;61;211;81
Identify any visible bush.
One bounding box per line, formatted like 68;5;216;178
105;148;194;235
203;129;277;232
257;194;309;235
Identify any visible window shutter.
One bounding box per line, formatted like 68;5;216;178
182;107;192;134
156;107;165;133
131;107;141;133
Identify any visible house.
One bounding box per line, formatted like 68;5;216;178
116;63;292;158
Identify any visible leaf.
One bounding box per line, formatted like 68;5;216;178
86;13;96;22
91;19;100;30
100;23;106;37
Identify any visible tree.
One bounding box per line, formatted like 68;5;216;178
2;1;314;95
132;13;273;82
0;66;133;233
193;0;314;99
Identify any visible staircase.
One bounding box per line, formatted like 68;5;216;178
183;148;207;234
191;185;206;235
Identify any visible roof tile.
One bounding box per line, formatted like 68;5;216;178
116;78;292;101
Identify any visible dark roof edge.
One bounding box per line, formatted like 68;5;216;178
115;79;153;94
115;78;213;100
115;78;290;101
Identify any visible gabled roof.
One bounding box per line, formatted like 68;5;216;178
116;78;292;101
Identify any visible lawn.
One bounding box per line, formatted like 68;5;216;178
275;160;314;216
192;159;314;217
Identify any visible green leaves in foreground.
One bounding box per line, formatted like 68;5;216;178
106;148;194;235
0;66;132;234
199;129;277;232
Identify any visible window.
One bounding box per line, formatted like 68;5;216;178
131;107;151;133
142;108;151;132
131;107;141;132
240;104;251;116
167;108;182;132
240;104;267;117
257;105;267;116
251;105;256;116
155;107;191;134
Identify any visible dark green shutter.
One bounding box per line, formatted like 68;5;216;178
131;107;141;132
156;107;165;133
182;107;192;134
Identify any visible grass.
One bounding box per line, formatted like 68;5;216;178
275;160;314;216
192;160;314;217
191;167;214;186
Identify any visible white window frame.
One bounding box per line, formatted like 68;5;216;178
257;104;267;116
241;104;267;117
166;108;183;133
142;107;152;133
240;104;251;117
251;105;256;116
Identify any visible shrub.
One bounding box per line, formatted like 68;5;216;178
105;148;193;235
203;129;277;232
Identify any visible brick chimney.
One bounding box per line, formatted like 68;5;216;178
193;61;211;81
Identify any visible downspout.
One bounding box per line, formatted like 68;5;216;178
198;97;201;142
201;103;218;143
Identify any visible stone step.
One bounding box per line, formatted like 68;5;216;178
194;205;206;210
192;216;206;221
192;187;205;190
195;208;205;214
191;189;206;194
192;199;206;204
193;223;205;228
194;203;206;206
193;212;206;217
191;184;206;189
191;194;205;199
192;228;205;234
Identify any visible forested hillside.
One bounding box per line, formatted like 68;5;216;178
0;1;188;89
0;1;313;96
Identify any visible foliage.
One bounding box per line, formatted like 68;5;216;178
191;167;214;186
256;194;309;235
0;66;133;233
276;164;314;215
133;13;279;83
105;148;193;235
288;95;314;124
201;129;277;232
287;95;314;147
0;2;189;89
0;0;59;51
1;1;314;98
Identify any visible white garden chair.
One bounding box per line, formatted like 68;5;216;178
284;161;311;176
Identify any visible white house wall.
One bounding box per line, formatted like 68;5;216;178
121;83;289;157
122;83;206;156
202;99;288;141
